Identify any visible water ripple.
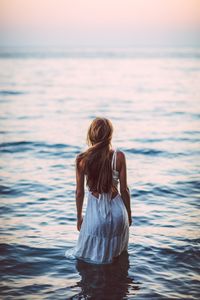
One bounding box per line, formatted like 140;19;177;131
0;46;199;299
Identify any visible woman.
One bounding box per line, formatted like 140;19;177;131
66;117;132;264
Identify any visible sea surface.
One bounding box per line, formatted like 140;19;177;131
0;46;200;299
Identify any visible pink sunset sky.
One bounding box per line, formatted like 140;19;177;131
0;0;199;45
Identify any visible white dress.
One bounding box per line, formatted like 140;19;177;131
65;149;130;264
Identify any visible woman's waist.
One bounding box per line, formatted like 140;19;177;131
88;189;119;200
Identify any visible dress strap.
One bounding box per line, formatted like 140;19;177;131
111;149;117;171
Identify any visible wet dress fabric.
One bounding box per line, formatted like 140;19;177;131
65;148;129;264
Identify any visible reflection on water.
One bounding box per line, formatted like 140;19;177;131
74;251;140;299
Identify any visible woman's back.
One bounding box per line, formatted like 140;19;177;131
89;148;120;200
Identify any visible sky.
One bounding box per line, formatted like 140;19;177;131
0;0;199;46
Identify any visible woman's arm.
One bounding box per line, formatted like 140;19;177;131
119;151;132;226
75;156;85;231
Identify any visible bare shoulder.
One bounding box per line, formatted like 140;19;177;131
117;150;126;161
76;152;82;160
76;152;84;170
116;150;126;171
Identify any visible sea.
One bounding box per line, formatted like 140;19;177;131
0;46;200;299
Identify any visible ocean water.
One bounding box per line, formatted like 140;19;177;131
0;46;200;299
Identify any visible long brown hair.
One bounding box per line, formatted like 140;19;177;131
76;117;115;194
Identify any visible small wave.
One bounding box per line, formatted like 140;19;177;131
0;90;25;95
132;184;188;199
152;185;186;197
159;245;200;265
184;130;200;135
175;179;200;188
0;141;69;149
133;138;163;143
65;247;77;260
173;180;200;195
125;147;189;157
0;180;54;197
125;148;175;157
165;111;200;120
0;184;27;197
0;243;65;278
0;141;35;153
126;147;168;156
131;189;151;197
0;140;79;155
134;136;200;143
0;205;14;214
